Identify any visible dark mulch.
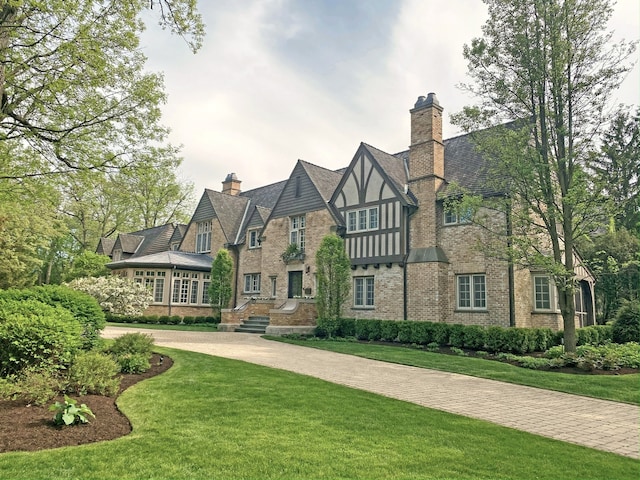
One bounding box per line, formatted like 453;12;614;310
0;353;173;453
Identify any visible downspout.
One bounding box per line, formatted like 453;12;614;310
403;205;412;321
506;199;516;327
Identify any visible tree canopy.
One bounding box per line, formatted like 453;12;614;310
453;0;636;351
0;0;201;288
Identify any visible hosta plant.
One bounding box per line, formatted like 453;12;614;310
49;395;95;426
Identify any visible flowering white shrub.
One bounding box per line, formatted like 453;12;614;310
67;276;152;316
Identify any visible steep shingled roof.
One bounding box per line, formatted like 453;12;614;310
392;130;504;198
363;143;416;206
203;189;249;244
299;160;343;202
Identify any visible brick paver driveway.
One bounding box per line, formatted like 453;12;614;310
103;327;639;459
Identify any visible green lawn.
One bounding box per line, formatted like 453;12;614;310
268;337;640;405
0;348;637;480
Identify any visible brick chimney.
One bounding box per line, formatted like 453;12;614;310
408;93;444;181
222;173;241;196
407;93;444;248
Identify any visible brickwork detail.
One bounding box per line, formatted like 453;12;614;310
347;265;404;320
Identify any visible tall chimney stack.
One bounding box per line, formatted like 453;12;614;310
408;93;444;181
222;173;241;196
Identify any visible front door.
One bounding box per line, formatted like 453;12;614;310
288;271;303;298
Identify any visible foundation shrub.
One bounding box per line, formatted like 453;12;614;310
67;351;121;396
169;315;182;325
433;322;450;346
379;320;399;342
462;325;486;350
338;318;356;337
397;321;412;343
355;319;382;341
532;328;555;351
410;322;434;345
157;315;171;325
485;326;508;353
448;324;465;348
182;316;196;325
0;299;82;377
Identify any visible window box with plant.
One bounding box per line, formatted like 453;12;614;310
281;243;305;263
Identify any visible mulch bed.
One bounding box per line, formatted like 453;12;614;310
0;353;173;453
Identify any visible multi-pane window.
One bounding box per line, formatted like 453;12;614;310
534;275;554;311
354;277;375;308
202;281;210;304
248;230;259;248
444;209;472;225
457;274;486;310
170;271;205;304
346;207;379;232
140;271;165;303
244;273;261;294
290;215;306;250
154;279;164;303
196;220;212;253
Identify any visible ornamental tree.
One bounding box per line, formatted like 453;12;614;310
67;276;152;316
208;249;234;314
315;234;351;325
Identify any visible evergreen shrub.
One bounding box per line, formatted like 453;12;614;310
612;301;640;344
0;299;82;376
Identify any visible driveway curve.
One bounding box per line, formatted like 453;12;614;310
103;327;639;459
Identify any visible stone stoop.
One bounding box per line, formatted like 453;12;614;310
235;316;270;334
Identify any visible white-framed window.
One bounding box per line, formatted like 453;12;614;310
244;273;261;294
354;276;375;308
270;276;277;298
134;270;144;277
112;249;122;261
196;220;212;253
154;279;164;303
170;271;205;304
533;275;556;311
444;209;472;225
346;207;379;232
290;215;306;250
457;274;486;310
248;229;260;249
202;281;210;304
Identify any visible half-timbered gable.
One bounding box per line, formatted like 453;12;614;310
331;143;416;266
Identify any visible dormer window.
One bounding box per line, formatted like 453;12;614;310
248;229;260;249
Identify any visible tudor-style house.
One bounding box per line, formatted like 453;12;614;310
98;93;595;333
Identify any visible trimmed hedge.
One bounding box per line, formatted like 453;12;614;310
314;318;614;354
105;313;220;325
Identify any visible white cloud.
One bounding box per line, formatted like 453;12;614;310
140;0;639;196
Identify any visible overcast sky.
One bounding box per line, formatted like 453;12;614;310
139;0;640;196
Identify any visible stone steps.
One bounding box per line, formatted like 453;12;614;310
235;316;270;334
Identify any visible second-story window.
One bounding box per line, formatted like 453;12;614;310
248;229;259;249
196;220;212;253
346;207;379;232
290;215;306;250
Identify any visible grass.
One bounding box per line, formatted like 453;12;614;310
267;337;640;405
106;322;218;332
0;347;636;480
